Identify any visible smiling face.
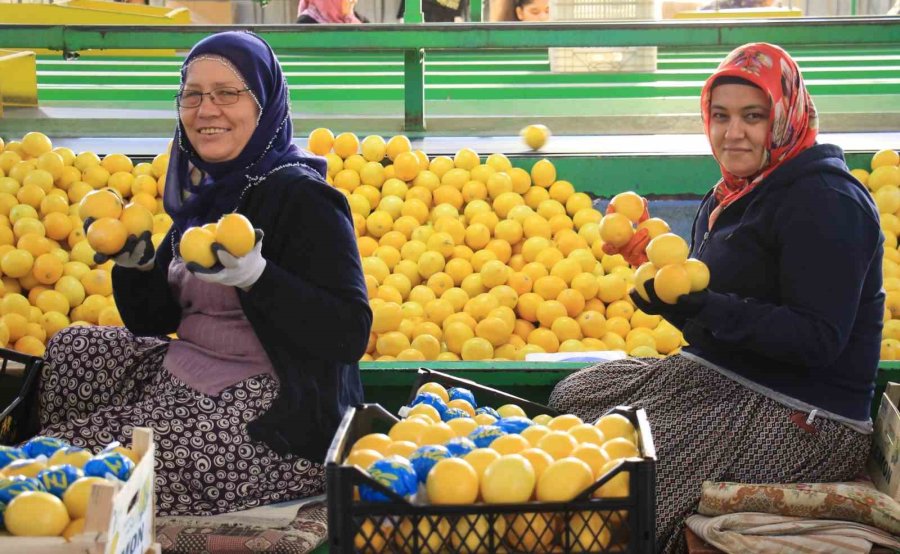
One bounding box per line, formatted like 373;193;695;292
709;83;772;178
180;58;260;164
516;0;549;21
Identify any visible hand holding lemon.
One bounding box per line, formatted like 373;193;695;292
630;233;710;327
181;213;266;290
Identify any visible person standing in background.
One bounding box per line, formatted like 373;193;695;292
297;0;365;23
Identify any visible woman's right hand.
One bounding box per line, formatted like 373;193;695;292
83;218;156;269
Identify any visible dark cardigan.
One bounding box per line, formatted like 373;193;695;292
113;163;371;461
683;144;883;422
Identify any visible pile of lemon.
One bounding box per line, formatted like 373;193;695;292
0;436;139;538
345;382;640;552
0;132;172;357
308;128;689;362
852;149;900;360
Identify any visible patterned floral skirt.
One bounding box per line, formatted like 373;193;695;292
549;355;871;554
38;326;326;516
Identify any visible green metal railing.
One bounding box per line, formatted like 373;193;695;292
1;18;898;130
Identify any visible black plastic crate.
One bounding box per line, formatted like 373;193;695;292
327;369;657;553
0;347;43;445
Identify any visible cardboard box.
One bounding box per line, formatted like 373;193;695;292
869;382;900;500
0;427;160;554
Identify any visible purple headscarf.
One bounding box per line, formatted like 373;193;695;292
164;31;327;234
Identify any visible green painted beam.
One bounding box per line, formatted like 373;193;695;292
1;18;898;53
34;67;900;86
35;81;900;103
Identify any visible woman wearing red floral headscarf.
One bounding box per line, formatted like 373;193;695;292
551;43;883;552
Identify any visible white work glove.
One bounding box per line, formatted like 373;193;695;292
83;218;155;270
187;229;266;291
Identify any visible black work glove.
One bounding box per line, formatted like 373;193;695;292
84;217;155;269
630;277;709;329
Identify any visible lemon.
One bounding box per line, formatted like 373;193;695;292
521;124;550;150
426;458;479;504
396;516;450;552
594;414;637;444
120;203;154;237
5;490;70;536
351;433;392;455
548;413;584;432
178;227;216;268
871;149;899;170
599;213;634;248
683;258;710;292
480;454;535;503
530;159;556;188
566;511;613;551
62;476;109;519
332;132;359;159
536;457;593;502
653;264;691;304
22;132;53;158
452;515;507;553
62;517;86;541
307;128;334;156
609;191;645;223
215;213;255;258
385;135;412;161
78;189;123;221
86;217;127;256
646;233;689;267
601;437;641;460
393;151;420;182
507;512;559;553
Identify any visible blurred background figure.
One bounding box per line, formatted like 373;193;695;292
297;0;365;22
396;0;470;21
515;0;549;20
700;0;776;9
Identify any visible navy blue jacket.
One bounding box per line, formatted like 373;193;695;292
113;164;371;461
683;144;884;422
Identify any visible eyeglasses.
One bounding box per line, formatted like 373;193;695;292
175;87;250;108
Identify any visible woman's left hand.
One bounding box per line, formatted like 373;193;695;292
187;229;267;291
630;277;709;327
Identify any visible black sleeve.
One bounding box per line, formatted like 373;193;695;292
241;182;372;363
111;231;181;336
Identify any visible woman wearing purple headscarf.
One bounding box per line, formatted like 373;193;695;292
35;31;371;516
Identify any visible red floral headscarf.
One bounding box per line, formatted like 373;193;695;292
701;42;818;229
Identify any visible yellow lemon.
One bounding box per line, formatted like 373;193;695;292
599;213;634;248
178;227;216;268
536;457;593;502
120;203;154;237
594;414;637;443
481;454;535;503
646;233;689;267
653;264;691;304
683;258;710;292
5;491;70;536
521;124;551;150
426;458;479;505
351;433;392;455
344;448;383;470
215;213;255;257
78;189;122;221
86;217;127;255
62;476;109;519
462;448;501;480
307;127;334;156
